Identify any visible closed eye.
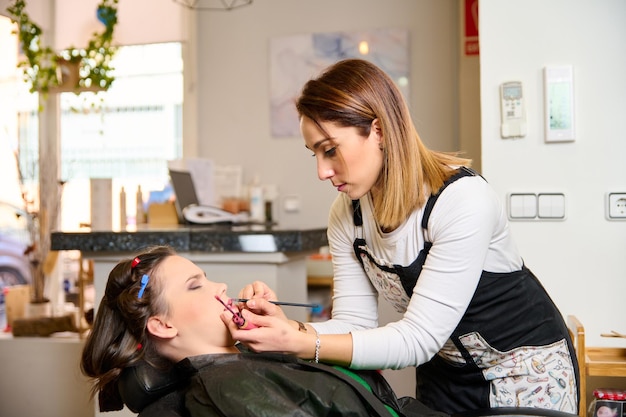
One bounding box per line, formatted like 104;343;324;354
186;274;205;290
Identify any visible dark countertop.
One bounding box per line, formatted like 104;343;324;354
51;224;328;253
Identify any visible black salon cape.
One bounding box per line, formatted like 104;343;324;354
138;351;448;417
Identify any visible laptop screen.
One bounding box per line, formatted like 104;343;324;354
169;169;199;223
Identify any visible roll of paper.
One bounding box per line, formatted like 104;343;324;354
90;178;113;231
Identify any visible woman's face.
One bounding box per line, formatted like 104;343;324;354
154;255;237;357
301;116;383;200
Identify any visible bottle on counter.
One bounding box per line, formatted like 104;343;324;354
248;175;265;223
119;186;127;229
136;185;145;224
263;184;278;225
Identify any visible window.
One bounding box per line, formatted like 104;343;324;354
2;35;184;229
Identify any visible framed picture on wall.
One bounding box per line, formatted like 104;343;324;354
269;28;409;138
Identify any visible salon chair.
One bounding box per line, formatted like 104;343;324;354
117;361;581;417
117;358;414;417
116;360;194;417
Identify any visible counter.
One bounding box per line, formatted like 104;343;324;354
52;224;328;322
51;223;328;254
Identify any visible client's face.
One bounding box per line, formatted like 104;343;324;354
158;255;238;357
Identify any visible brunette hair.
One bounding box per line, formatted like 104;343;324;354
80;245;176;409
296;58;471;230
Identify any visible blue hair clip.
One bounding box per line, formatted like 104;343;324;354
137;274;149;299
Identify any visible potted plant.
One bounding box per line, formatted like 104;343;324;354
10;147;64;314
6;0;118;94
23;197;62;316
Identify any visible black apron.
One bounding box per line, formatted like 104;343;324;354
351;167;579;415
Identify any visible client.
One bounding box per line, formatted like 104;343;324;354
80;245;445;417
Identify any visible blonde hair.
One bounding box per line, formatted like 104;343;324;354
296;59;471;230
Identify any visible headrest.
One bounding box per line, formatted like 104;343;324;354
118;359;196;413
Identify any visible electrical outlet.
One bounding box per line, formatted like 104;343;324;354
607;192;626;220
283;195;301;213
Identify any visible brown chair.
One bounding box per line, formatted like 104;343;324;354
566;315;626;417
567;315;586;417
77;253;94;337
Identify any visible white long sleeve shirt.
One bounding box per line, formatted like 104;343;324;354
311;175;523;370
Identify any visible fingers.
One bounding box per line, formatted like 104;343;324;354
227;310;291;348
238;281;277;301
242;297;281;315
221;301;283;334
253;281;277;299
220;311;241;332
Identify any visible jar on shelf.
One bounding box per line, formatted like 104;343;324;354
591;388;626;417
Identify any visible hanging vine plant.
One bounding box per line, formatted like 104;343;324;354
6;0;119;94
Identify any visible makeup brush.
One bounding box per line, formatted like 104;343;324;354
233;299;320;309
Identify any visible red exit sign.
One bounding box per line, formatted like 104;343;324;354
465;0;479;56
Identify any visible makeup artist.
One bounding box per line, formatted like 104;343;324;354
225;59;580;416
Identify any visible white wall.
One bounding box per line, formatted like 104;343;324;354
194;0;460;229
479;0;626;351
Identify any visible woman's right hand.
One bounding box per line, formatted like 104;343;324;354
223;293;354;365
222;298;307;353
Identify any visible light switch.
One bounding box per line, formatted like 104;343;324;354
537;193;566;219
509;193;537;219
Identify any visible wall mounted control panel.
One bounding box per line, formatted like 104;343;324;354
500;81;527;138
544;66;575;142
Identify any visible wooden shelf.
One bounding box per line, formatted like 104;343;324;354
586;347;626;377
567;315;626;416
307;275;333;288
76;254;94;338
